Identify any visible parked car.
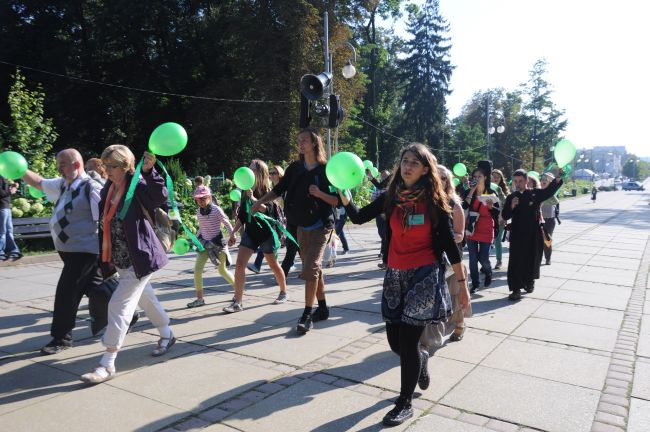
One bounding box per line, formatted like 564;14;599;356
622;181;645;191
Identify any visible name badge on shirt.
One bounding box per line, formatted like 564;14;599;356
408;214;425;226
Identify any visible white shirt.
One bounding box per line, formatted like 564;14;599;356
41;174;101;221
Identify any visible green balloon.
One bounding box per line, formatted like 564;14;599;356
528;170;540;180
452;163;467;177
371;167;380;177
326;152;365;190
148;122;188;157
229;189;242;202
27;185;46;198
490;182;499;191
172;238;190;255
453;177;460;187
363;160;374;169
553;139;576;168
0;151;28;180
233;166;255;190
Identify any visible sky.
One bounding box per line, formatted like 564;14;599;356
383;0;650;156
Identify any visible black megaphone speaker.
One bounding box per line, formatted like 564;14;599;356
300;72;332;100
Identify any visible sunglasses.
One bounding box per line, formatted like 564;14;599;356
269;171;278;175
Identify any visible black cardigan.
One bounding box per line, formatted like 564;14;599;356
345;194;461;266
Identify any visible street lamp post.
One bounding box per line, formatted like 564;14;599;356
486;95;505;160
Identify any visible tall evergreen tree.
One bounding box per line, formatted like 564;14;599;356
398;0;452;150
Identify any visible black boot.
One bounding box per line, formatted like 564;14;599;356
508;289;522;301
382;396;414;426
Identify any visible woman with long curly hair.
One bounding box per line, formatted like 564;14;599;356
339;143;469;426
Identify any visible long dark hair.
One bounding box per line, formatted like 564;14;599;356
383;143;451;219
297;128;327;165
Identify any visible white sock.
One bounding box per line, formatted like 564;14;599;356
100;351;117;370
158;326;173;347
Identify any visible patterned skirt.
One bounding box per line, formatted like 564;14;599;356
382;262;452;326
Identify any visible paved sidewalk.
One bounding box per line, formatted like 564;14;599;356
1;188;649;432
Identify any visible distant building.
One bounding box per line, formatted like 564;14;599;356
575;146;625;177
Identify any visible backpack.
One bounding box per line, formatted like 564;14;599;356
464;194;480;237
138;200;176;253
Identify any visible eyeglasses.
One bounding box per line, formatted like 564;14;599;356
104;164;122;170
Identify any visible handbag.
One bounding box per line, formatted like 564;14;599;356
138;201;176;252
541;224;552;248
464;194;480;237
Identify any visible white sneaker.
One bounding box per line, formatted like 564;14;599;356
273;292;288;304
223;301;244;313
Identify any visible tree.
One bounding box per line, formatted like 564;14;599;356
398;0;453;150
0;69;58;175
622;156;649;180
520;59;567;171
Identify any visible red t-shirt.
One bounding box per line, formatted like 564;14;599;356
467;198;495;244
387;206;437;270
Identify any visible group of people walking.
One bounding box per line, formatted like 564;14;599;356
9;127;564;427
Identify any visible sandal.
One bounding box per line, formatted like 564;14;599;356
152;333;176;357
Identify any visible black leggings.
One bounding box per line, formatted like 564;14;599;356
386;322;425;400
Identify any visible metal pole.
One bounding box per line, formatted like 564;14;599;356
486;95;490;160
324;12;331;159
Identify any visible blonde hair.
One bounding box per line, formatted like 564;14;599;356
271;165;285;178
437;165;456;199
250;159;271;198
101;144;136;174
528;176;541;189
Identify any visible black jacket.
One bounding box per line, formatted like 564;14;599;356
0;177;13;210
272;160;339;229
345;194;461;266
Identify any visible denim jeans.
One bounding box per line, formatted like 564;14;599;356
335;213;349;252
467;239;491;287
0;208;20;258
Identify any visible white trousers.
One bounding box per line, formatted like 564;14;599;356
102;267;169;350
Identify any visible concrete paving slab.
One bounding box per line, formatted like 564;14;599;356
513;317;618;351
482;339;609;389
0;280;56;303
631;360;650;400
0;381;185;432
548;289;630;311
434;330;506;365
548;251;593;265
406;413;495;432
629;398;650;432
586;255;641;270
532;302;623;330
110;351;278;413
441;367;600;432
223;378;420;432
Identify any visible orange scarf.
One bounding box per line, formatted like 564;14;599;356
101;182;125;263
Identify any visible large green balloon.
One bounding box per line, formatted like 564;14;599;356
172;238;190;255
452;163;467;177
229;189;242;202
27;185;46;198
363;160;374;169
326;152;365;190
233;167;255;190
148;122;188;157
553;139;576;168
528;171;540;180
0;151;28;180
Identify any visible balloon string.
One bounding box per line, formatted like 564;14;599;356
118;158;144;221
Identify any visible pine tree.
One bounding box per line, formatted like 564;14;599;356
399;0;453;150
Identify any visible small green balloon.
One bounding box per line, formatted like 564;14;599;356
363;160;374;169
233;166;255;190
172;238;190;255
490;182;499;191
553;139;576;168
371;167;380;177
229;189;242;202
528;171;540;180
453;177;460;187
452;163;467;177
0;151;28;180
148;122;188;157
27;185;46;198
326;152;365;190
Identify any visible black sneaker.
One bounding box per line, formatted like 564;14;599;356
10;253;23;261
0;255;8;262
545;259;551;265
508;289;522;301
127;312;139;333
484;273;492;287
311;306;330;322
40;339;73;355
470;284;478;294
494;261;502;270
296;314;312;334
418;350;430;390
382;396;414;426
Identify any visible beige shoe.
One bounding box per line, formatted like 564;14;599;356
80;366;116;384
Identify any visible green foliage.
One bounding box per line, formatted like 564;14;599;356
0;70;58;177
622;156;649;179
